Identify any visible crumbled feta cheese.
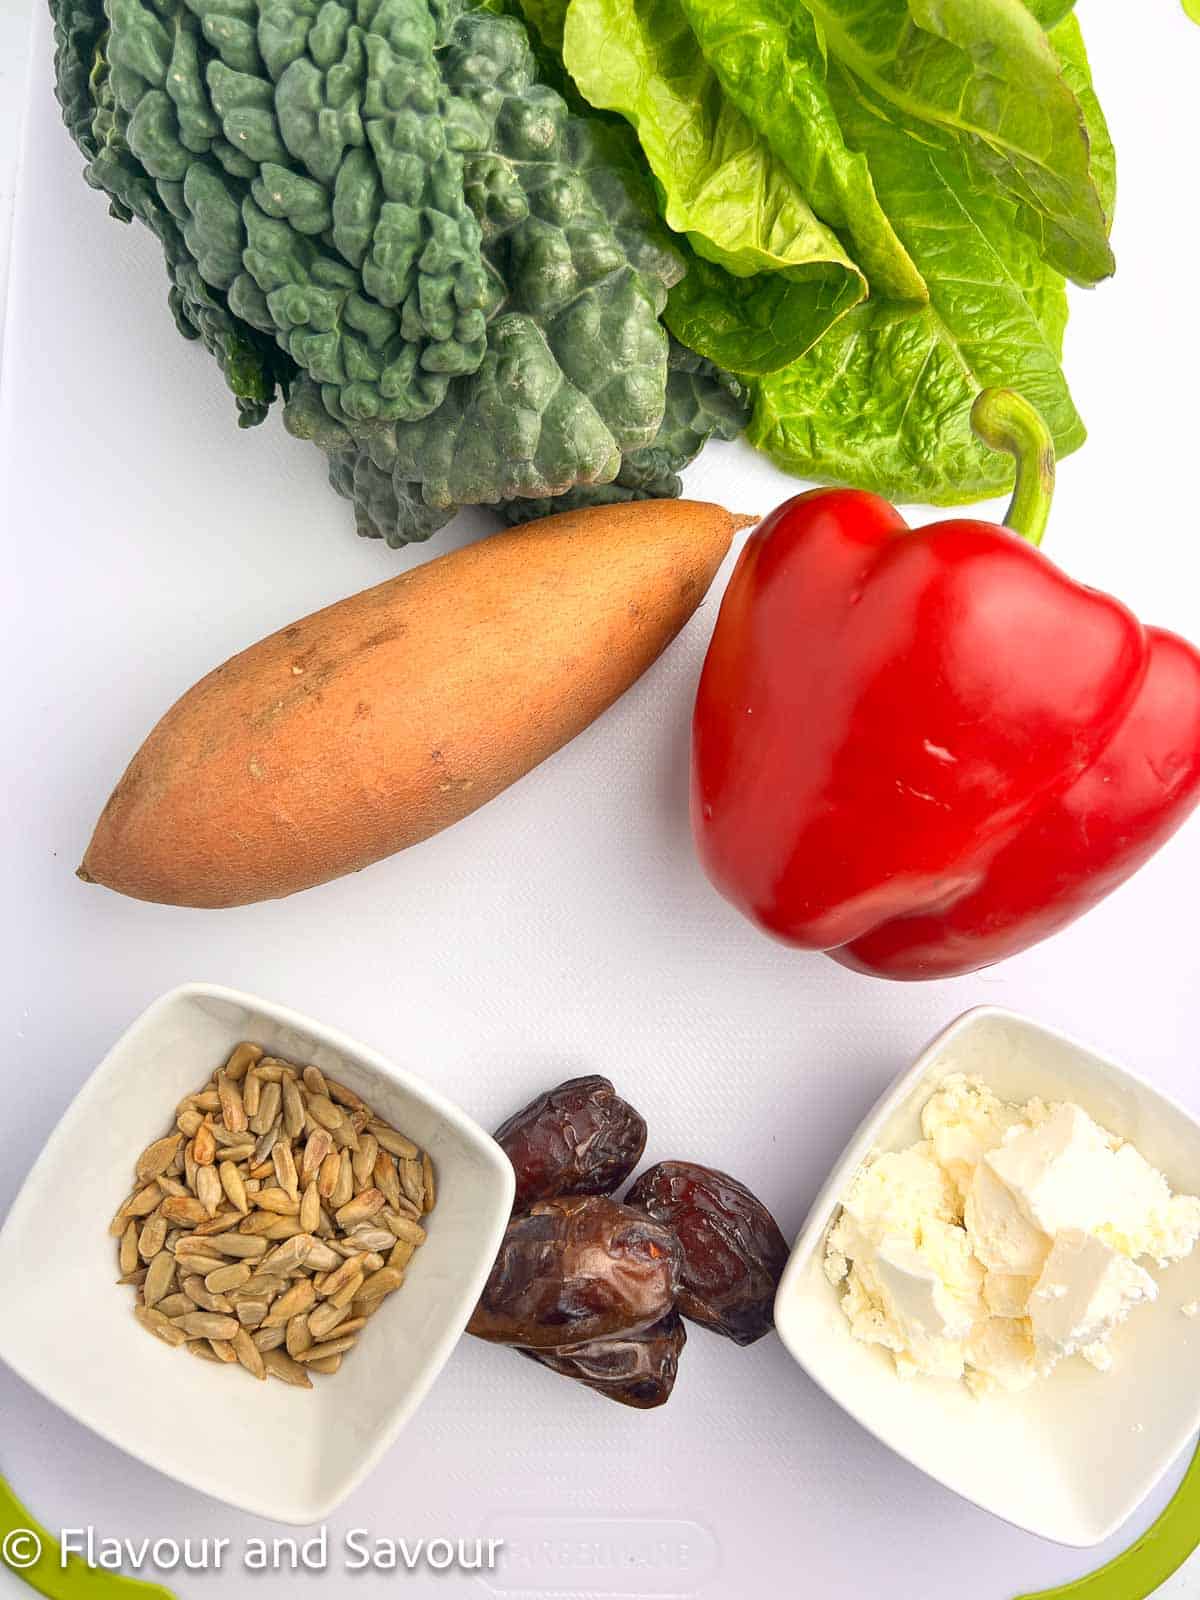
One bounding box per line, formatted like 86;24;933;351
823;1075;1200;1395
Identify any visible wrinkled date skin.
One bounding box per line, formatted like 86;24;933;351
522;1310;687;1409
625;1161;789;1346
494;1076;648;1213
468;1196;680;1349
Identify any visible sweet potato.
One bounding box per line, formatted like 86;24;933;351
79;500;749;907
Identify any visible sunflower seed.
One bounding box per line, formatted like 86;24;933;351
162;1195;207;1227
189;1090;222;1114
259;1235;313;1276
279;1075;304;1140
330;1117;360;1154
357;1266;404;1305
181;1275;232;1314
304;1239;342;1272
235;1298;270;1329
351;1136;379;1191
238;1211;285;1237
217;1070;247;1133
199;1233;269;1259
136;1305;189;1347
205;1262;252;1294
138;1213;168;1260
192;1120;216;1167
263;1280;316;1328
334;1189;386;1230
325;1076;364;1112
143;1251;177;1307
296;1335;357;1363
302;1066;328;1097
156;1175;189;1199
306;1094;343;1132
299;1128;332;1188
316;1257;361;1301
223;1042;263;1083
420;1153;435;1214
297;1181;320;1235
218;1160;249;1216
174;1252;226;1277
317;1150;342;1201
285;1313;313;1358
330;1270;364;1310
371;1125;418;1161
208;1339;237;1364
232;1327;266;1379
136;1133;183;1183
263;1349;312;1388
119;1221;139;1275
348;1226;394;1254
387;1239;415;1271
383;1212;426;1247
156;1293;193;1319
174;1312;240;1341
249;1081;280;1138
176;1108;203;1137
118;1267;149;1287
251;1326;286;1352
332;1154;354;1210
271;1142;300;1203
254;1058;294;1084
194;1208;242;1236
120;1183;165;1225
188;1341;221;1362
374;1152;402;1210
242;1070;262;1120
195;1165;222;1218
306;1300;349;1341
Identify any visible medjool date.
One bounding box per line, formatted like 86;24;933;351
468;1196;680;1349
494;1076;647;1212
523;1311;686;1409
624;1161;789;1346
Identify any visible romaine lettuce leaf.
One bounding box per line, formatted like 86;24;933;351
798;0;1113;285
747;73;1085;503
671;0;926;303
562;0;866;373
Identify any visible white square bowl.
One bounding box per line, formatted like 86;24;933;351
0;983;514;1524
774;1006;1200;1547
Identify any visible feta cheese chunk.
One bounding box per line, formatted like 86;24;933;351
823;1074;1200;1397
1030;1230;1156;1367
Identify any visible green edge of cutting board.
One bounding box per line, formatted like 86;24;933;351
0;1478;175;1600
1014;1439;1200;1600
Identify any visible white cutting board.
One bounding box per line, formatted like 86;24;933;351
4;7;1200;1598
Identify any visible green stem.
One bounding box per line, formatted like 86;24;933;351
0;1477;175;1600
970;388;1056;548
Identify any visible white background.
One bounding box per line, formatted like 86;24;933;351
4;3;1200;1596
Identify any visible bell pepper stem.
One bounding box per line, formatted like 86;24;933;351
970;388;1056;548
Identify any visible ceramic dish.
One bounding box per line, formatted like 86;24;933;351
774;1006;1200;1547
0;982;514;1523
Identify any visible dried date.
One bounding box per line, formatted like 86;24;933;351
624;1161;788;1346
522;1311;686;1410
468;1195;680;1349
494;1076;647;1213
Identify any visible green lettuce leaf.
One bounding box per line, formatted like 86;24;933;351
747;70;1085;503
672;0;926;303
562;0;865;373
1052;13;1116;223
796;0;1112;285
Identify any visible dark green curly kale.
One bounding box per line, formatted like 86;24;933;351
49;0;729;542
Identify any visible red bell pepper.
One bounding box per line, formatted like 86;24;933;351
692;390;1200;980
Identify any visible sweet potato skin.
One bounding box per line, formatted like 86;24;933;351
79;501;746;907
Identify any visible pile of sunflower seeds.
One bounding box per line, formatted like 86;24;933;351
111;1043;435;1387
